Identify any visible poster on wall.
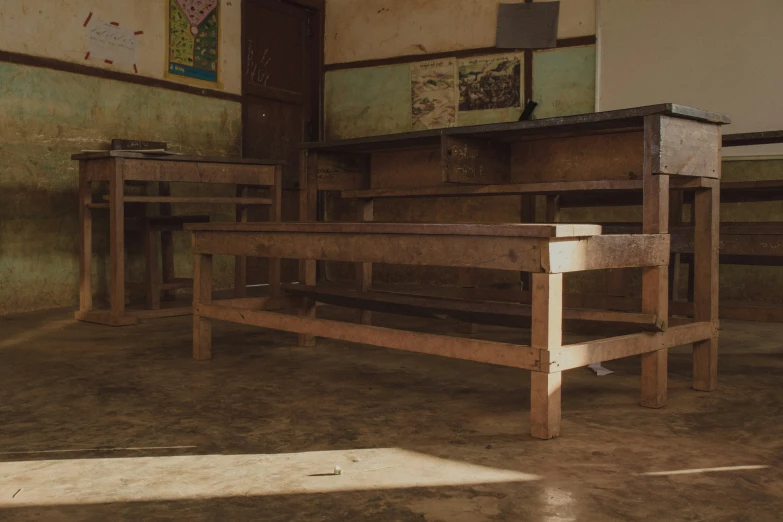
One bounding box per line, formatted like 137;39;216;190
410;59;457;130
167;0;220;86
456;53;523;125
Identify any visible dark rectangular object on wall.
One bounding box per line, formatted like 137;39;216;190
111;139;168;151
442;135;511;184
497;2;560;50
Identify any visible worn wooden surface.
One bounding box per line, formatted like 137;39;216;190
442;135;510;184
650;116;721;178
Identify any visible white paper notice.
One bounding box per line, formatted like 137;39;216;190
86;19;139;68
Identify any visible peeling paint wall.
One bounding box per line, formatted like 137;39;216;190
0;1;243;315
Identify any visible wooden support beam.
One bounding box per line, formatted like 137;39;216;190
546;322;713;372
268;165;283;299
103;195;273;205
196;303;542;370
77;163;93;315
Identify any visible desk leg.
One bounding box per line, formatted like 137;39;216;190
693;181;719;391
109;160;126;321
77;163;93;315
298;260;317;347
193;253;213;360
159;182;175;301
268;166;283;298
519;195;535;291
530;273;563;440
356;198;373;325
640;148;669;408
235;185;248;298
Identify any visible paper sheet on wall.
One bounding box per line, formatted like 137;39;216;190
86;19;139;68
411;59;457;130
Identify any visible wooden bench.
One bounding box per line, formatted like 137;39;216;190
185;221;710;440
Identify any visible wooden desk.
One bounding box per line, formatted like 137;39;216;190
73;152;283;326
188;104;728;439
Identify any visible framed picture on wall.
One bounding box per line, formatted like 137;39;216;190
166;0;222;88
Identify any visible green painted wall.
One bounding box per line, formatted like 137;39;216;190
0;62;242;315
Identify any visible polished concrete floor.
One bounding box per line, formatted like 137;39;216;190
0;307;781;521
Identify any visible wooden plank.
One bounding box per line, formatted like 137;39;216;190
127;306;192;319
672;233;783;257
457;268;479;334
371;147;442;188
544;234;670;273
343;180;644;199
545;195;560;223
196;303;543;371
510;131;643;183
193;230;547;272
73;151;283;166
530;272;562;439
283;284;666;331
546;322;713;372
212;295;305;310
193;254;213;361
104;196;273;205
119;159;278;185
185;221;602;238
316;153;369;191
442;135;510;184
651;115;721;178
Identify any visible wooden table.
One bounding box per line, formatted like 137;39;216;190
185;104;729;439
73;152;283;326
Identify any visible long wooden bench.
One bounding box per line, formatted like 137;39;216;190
185;221;714;440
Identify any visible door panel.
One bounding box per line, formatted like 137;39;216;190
242;0;321;284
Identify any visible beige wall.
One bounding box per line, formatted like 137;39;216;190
325;0;595;64
0;0;242;94
598;0;783;156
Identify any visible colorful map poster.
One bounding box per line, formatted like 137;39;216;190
410;59;456;130
168;0;220;85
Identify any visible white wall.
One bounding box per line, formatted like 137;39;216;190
0;0;242;94
598;0;783;156
325;0;595;64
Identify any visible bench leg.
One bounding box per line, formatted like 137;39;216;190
356;198;373;325
78;165;93;315
530;371;562;440
145;224;162;310
193;253;213;360
298;259;317;347
457;268;479;334
530;273;563;439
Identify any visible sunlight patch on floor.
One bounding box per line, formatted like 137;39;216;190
0;447;540;507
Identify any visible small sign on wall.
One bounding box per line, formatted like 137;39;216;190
167;0;221;87
83;13;142;72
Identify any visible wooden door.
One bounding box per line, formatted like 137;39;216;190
242;0;322;283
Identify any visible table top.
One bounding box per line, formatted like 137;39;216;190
71;151;284;165
302;104;731;153
184;222;603;238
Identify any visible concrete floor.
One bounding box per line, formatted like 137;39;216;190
0;307;781;521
